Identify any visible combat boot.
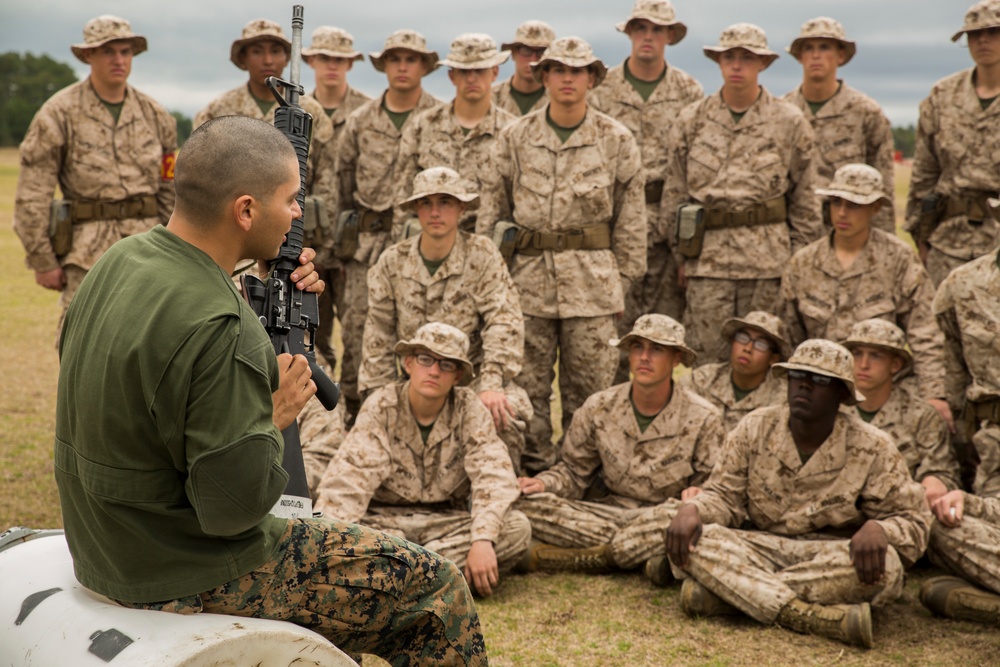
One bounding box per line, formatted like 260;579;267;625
679;578;739;617
775;599;873;649
643;555;674;587
516;541;615;573
920;576;1000;625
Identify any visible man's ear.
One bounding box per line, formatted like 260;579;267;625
233;195;255;233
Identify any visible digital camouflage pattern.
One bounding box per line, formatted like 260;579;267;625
369;29;440;73
720;309;793;359
300;398;348;498
394;103;515;235
682;278;782;363
906;69;1000;284
933;249;1000;495
952;0;1000;42
786;17;856;64
780;229;945;399
491;79;548;117
590;62;704;324
391;321;476;380
437;33;510;70
854;377;960;491
680;361;788;432
687;405;932;567
702;23;779;67
615;0;688;40
841;316;914;375
192;84;333;147
117;518;488;666
929;482;1000;596
70;15;148;61
228;18;290;68
315;382;522;551
13;80;176;275
500;20;556;51
302;26;364;61
772;338;865;404
530;37;608;86
783;84;895;232
815;162;891;205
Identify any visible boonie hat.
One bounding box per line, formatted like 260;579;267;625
841;319;914;379
616;0;687;45
230;19;291;70
394;322;475;384
501;20;556;51
952;0;1000;42
302;26;363;62
704;23;779;69
815;164;891;206
531;36;608;86
439;33;510;70
721;311;792;360
787;17;857;65
400;167;479;210
609;314;697;367
772;339;865;405
72;15;148;63
370;29;440;74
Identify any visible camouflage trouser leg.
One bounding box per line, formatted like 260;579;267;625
973;425;1000;497
120;518;487;666
468;378;533;476
925;248;968;288
55;264;88;346
614;241;684;383
928;516;1000;595
609;498;683;569
339;259;369;421
363;508;532;573
517;315;618;472
674;524;904;624
683;277;781;366
515;494;640;555
315;262;344;373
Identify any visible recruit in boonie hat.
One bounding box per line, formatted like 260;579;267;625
841;319;915;379
703;23;779;69
302;26;363;62
772;339;866;405
230;19;291;70
393;322;475;384
616;0;688;45
953;0;1000;42
721;311;793;360
609;314;697;367
501;20;556;52
370;29;440;73
531;36;608;86
815;164;891;207
400;167;480;210
787;17;857;65
439;33;510;70
71;15;148;63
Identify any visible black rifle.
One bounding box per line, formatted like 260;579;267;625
242;4;339;519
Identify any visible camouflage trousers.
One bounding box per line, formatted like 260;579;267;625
517;314;618;473
614;241;685;383
339;258;369;421
116;518;488;666
54;264;88;346
516;493;680;569
362;506;532;573
467;377;533;476
683;277;781;366
928;515;1000;595
314;261;346;373
672;523;904;624
973;424;1000;497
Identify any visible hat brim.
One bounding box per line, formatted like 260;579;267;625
230;35;291;70
71;36;148;63
393;341;475;386
787;37;856;66
302;48;364;62
400;190;479;210
501;40;551;51
771;362;864;405
815;187;891;207
369;49;440;74
720;318;791;360
703;46;779;69
840;339;915;381
531;57;608;86
439;51;510;70
609;333;697;367
615;18;688;45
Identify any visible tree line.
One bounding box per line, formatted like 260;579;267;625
2;51;915;156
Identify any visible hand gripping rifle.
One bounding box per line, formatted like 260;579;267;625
242;4;340;519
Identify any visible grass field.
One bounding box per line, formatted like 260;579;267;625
2;148;999;665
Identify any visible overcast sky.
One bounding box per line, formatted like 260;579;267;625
0;1;979;125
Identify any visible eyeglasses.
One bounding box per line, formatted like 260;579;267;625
734;330;774;353
414;353;460;373
514;46;546;58
786;369;834;386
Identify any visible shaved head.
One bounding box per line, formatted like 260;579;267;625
174;115;298;225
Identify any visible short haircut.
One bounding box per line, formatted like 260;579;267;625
174;115;298;225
